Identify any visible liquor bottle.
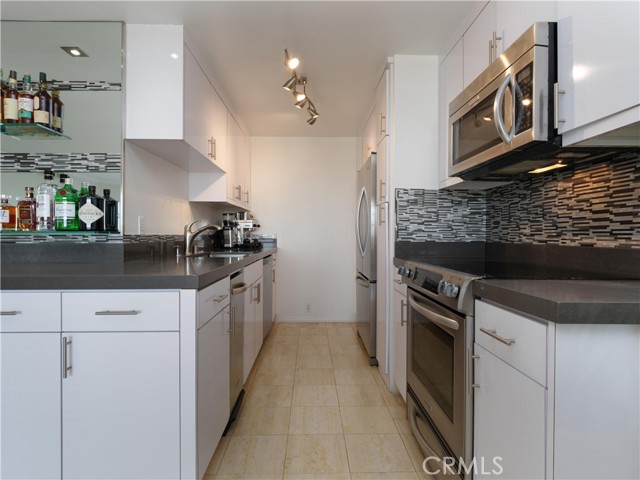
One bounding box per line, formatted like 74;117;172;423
0;195;17;231
18;73;34;124
34;72;51;128
17;187;37;231
51;89;64;133
54;177;79;231
36;170;57;231
79;181;89;197
3;70;19;123
78;185;104;231
102;189;119;232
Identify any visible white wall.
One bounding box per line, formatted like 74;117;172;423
251;137;357;323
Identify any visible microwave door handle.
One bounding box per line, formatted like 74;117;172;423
408;294;460;331
494;73;513;144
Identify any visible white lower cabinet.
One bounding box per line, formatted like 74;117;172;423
391;274;407;401
1;332;62;480
376;201;389;376
473;343;546;479
243;261;263;382
62;332;180;479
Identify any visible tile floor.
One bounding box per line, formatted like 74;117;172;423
204;322;431;480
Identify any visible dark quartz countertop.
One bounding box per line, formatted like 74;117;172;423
0;248;276;291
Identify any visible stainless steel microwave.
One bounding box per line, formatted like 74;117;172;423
448;23;563;180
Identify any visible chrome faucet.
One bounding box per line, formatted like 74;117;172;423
183;220;222;256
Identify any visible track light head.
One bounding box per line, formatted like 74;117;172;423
294;97;308;109
284;48;299;70
307;116;317;125
282;74;297;91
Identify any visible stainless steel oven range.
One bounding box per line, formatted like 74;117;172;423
398;260;480;479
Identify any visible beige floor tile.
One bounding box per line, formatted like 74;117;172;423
336;384;386;406
233;406;291;435
328;334;360;346
297;344;331;356
388;405;411;433
325;324;357;336
378;383;406;407
370;367;386;386
344;433;414;473
244;385;293;407
209;475;283;480
289;406;343;434
400;432;431;476
330;343;366;356
332;354;371;369
298;334;329;346
294;368;335;386
351;473;419;479
284;434;349;474
291;385;339;407
205;434;230;475
262;342;299;356
259;354;298;371
217;434;287;475
334;367;376;385
284;474;351;480
299;324;327;336
274;323;301;334
296;354;333;370
270;334;300;345
253;369;295;386
340;406;398;434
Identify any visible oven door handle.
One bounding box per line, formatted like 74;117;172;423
409;294;460;331
409;403;448;473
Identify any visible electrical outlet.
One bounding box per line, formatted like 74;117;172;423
137;216;145;234
305;304;311;313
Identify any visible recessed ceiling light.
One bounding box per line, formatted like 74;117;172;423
61;46;89;57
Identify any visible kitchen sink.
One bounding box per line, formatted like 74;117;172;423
208;252;250;259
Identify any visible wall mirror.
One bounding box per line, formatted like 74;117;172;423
0;21;123;231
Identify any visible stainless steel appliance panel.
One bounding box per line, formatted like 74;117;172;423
356;153;377;281
355;272;376;361
262;256;273;339
229;271;247;412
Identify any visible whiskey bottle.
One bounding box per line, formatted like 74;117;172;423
17;187;37;231
18;73;34;124
36;170;57;231
54;177;79;231
78;185;104;231
0;195;17;231
51;89;64;133
3;70;19;123
34;72;51;128
102;189;119;232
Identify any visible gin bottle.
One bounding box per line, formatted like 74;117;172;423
36;170;57;231
102;189;119;232
55;177;79;231
78;185;104;231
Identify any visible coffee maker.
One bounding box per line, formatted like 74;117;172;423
222;212;237;248
235;212;261;248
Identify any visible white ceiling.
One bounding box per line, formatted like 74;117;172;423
1;1;476;137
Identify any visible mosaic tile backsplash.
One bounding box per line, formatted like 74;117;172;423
0;153;122;172
396;156;640;248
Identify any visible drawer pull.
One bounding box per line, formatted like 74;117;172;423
95;310;140;316
63;336;72;378
214;294;229;303
480;327;515;346
0;311;20;316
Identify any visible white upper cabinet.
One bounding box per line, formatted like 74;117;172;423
495;1;557;55
376;67;390;146
462;1;497;89
439;39;464;188
556;1;640;144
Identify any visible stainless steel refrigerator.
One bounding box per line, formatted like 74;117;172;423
355;153;378;365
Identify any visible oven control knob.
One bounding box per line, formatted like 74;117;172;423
398;266;412;278
439;281;460;298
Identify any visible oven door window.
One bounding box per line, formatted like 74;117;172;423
411;296;456;421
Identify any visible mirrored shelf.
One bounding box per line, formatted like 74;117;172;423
0;123;71;140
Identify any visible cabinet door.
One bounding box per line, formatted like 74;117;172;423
473;343;546;479
463;1;496;89
557;1;640;135
62;332;180;479
376;136;388;205
438;39;463;186
495;1;556;55
210;88;228;170
243;286;255;383
392;286;407;401
362;105;378;165
253;278;263;358
238;128;252;208
375;202;389;374
226;112;242;204
1;333;61;479
184;47;212;160
197;306;230;479
376;67;389;145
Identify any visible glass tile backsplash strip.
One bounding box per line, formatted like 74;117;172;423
0;153;121;172
396;155;640;248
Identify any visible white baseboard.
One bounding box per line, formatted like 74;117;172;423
275;314;356;323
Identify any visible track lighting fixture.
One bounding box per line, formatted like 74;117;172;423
282;48;319;125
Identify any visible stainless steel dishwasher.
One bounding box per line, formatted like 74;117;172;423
262;255;274;338
225;269;248;435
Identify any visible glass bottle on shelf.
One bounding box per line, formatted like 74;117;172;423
51;89;64;133
3;70;19;124
78;185;104;232
18;73;34;124
17;187;37;231
36;170;57;231
54;177;78;231
102;189;119;232
34;72;51;128
79;181;90;197
0;195;17;231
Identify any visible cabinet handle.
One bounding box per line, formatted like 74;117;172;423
94;310;140;316
379;114;386;136
479;327;515;346
394;279;402;285
244;190;249;204
212;138;217;160
63;336;72;378
488;39;493;65
379;180;386;203
400;299;407;326
378;204;386;225
227;308;234;335
235;185;242;201
492;31;502;61
213;294;229;303
0;310;20;315
254;283;261;303
553;83;566;129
